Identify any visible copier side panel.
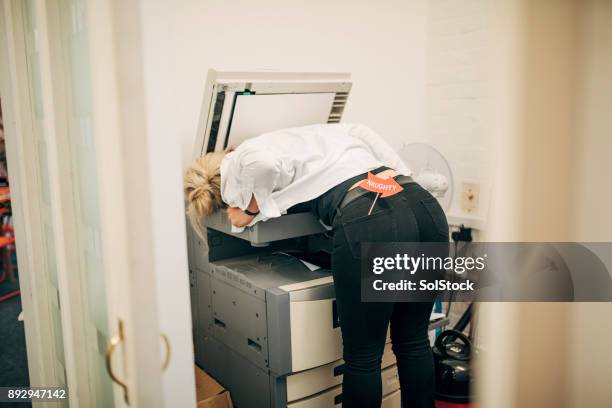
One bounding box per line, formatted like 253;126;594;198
195;268;213;337
198;336;271;408
210;275;269;370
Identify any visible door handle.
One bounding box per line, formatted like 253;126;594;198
161;334;171;371
106;319;130;404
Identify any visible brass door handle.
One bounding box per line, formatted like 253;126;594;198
106;320;129;404
161;334;171;371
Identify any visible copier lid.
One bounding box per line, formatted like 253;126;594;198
194;70;352;158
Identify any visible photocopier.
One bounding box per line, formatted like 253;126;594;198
187;70;448;408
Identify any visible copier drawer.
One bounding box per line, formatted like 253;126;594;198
286;342;397;402
286;285;393;374
287;365;401;408
289;297;342;372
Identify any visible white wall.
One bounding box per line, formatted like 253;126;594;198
173;0;429;166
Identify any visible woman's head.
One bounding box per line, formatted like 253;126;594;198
184;150;228;236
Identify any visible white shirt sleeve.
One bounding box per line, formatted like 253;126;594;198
220;148;283;220
346;124;412;176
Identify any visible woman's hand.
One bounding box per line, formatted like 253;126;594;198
226;207;255;228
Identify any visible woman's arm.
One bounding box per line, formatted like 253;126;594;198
226;195;259;227
221;148;283;227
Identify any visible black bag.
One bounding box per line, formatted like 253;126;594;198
433;329;472;404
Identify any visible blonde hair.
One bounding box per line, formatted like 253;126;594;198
184;150;229;238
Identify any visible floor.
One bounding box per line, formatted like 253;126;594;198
0;269;30;389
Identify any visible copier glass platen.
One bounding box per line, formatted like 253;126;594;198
188;70;447;408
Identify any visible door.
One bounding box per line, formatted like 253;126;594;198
0;0;195;407
48;0;118;405
0;0;70;401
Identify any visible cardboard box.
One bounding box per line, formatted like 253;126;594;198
195;365;233;408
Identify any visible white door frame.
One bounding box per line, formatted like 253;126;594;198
0;0;59;394
1;1;104;405
86;0;165;405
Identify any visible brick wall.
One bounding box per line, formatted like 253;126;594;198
426;0;492;222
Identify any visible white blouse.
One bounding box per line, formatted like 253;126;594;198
219;123;411;229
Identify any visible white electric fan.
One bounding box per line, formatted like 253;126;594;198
397;143;454;211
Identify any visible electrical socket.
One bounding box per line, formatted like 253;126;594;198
461;181;480;214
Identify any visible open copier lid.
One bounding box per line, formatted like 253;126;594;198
194;70;352;157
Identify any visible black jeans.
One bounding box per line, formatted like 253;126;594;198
331;183;449;408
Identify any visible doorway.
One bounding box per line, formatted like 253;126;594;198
0;98;30;394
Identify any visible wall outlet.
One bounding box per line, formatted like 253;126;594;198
461;181;480;214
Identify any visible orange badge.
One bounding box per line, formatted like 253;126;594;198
357;172;404;197
357;172;404;215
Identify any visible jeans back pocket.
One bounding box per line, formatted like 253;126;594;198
340;210;399;259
